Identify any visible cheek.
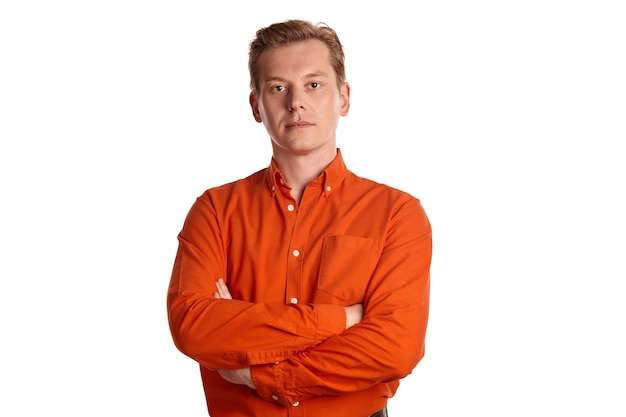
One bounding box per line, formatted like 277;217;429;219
321;96;343;117
259;98;283;117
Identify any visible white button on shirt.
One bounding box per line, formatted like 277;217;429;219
287;204;295;211
290;297;298;304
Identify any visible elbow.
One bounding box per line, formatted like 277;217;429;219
168;312;219;365
402;344;425;377
387;344;425;381
168;310;196;359
167;295;213;362
168;321;192;357
380;324;427;380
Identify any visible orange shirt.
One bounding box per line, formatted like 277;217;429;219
167;150;432;417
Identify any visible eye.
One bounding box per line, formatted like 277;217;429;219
309;82;320;89
271;85;285;92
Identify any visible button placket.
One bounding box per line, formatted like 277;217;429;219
284;183;320;308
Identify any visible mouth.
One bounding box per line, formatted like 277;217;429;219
285;121;314;129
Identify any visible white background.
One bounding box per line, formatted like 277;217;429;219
1;1;625;416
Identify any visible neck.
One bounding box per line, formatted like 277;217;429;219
272;147;337;203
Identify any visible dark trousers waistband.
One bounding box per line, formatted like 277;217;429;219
369;407;388;417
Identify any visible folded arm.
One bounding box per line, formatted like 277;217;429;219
167;192;431;405
212;279;364;389
212;199;432;405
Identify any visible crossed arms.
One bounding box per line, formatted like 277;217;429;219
167;192;431;406
212;278;364;388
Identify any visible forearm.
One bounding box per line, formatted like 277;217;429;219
168;288;346;369
251;213;432;405
252;292;428;404
168;199;348;369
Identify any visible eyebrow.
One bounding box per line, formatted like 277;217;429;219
264;71;330;83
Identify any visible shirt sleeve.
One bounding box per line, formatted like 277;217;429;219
250;197;432;406
167;194;347;370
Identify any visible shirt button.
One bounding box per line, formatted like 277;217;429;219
272;395;279;401
292;249;300;257
293;401;300;407
271;185;276;192
326;185;331;192
279;178;285;185
290;297;298;304
287;204;295;211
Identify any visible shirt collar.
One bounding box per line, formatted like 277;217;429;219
266;148;347;198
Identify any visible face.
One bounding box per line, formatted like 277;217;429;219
250;39;350;158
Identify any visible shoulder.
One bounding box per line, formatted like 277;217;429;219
201;168;267;199
346;170;422;204
346;170;430;225
184;169;268;218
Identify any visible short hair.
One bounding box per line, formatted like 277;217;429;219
248;19;346;94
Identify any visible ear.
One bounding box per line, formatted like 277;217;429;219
249;92;262;123
339;82;351;116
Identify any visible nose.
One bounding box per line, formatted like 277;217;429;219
288;89;305;111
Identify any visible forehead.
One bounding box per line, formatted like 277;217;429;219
257;39;334;81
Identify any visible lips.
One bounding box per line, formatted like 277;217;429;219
285;121;314;128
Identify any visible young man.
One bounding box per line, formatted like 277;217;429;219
167;19;432;417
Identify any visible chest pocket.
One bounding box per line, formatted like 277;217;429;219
317;235;378;302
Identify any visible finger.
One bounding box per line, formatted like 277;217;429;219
216;279;227;298
213;279;225;299
215;278;233;300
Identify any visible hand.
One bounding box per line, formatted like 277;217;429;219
213;278;233;300
218;367;256;389
344;303;363;329
213;280;255;388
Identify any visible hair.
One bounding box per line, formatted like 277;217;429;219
248;19;346;94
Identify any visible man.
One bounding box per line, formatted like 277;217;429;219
167;19;432;417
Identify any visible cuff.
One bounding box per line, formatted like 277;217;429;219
312;303;346;341
251;362;291;406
